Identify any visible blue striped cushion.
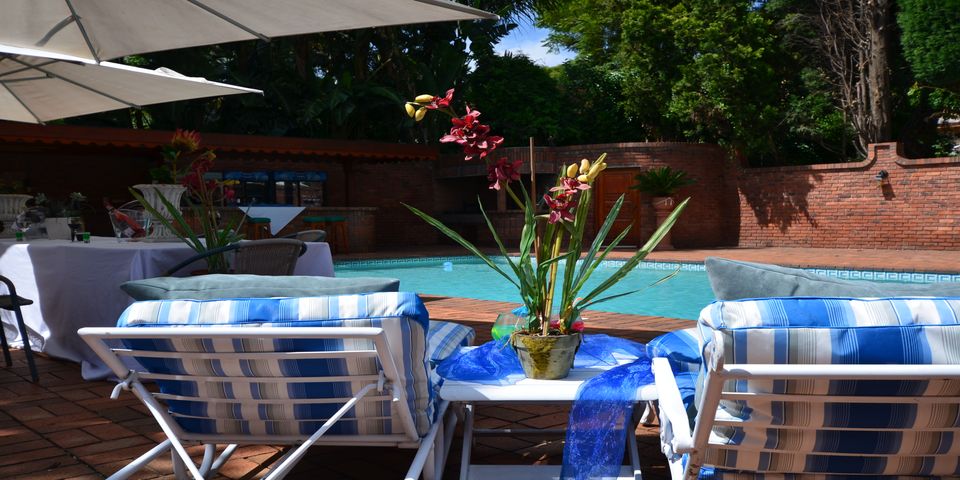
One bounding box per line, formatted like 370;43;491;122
427;320;475;365
647;328;701;409
693;297;960;476
117;292;438;437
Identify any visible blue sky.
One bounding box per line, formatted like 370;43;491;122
493;17;575;67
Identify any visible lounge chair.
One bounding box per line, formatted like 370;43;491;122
653;296;960;479
79;292;474;480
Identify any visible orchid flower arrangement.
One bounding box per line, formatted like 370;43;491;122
131;130;244;273
404;89;688;336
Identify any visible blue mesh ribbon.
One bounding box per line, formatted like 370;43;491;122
560;356;653;479
437;334;655;477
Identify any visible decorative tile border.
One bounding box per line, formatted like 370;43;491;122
336;256;960;283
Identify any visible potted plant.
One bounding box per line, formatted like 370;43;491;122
403;89;688;379
630;166;695;250
131;130;244;273
133;129;208;240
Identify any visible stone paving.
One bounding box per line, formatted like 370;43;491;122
1;246;957;479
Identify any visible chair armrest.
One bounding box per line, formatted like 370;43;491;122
652;357;694;453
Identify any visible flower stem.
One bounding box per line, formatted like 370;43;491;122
541;233;563;335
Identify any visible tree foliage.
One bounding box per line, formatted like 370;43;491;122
898;0;960;88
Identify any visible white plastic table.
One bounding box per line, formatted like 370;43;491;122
0;237;334;379
440;358;659;480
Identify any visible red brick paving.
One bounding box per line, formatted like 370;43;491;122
0;246;956;479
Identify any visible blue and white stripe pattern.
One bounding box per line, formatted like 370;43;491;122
647;328;702;409
692;297;960;477
117;292;474;438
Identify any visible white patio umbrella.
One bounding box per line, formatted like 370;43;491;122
0;44;262;124
1;0;498;63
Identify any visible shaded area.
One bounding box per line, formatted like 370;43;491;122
739;170;822;233
0;295;682;479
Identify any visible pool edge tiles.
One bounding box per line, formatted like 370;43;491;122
335;255;960;284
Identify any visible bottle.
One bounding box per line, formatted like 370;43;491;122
103;199;146;238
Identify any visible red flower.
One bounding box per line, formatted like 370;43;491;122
440;107;504;161
487;157;523;190
425;88;455;110
170;129;201;153
550;177;591;196
544;193;577;224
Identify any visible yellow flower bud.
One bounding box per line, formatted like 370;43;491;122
587;161;604;178
415;94;435;103
415;107;427;122
566;164;579;178
404;103;416;118
579;159;590;175
577;174;589;183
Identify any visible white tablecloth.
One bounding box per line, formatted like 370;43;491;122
240;206;306;235
0;236;334;379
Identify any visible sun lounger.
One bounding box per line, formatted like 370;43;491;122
653;296;960;479
80;292;474;480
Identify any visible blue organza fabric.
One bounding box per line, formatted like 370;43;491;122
437;334;655;479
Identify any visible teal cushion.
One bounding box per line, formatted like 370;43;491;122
705;257;960;300
121;274;400;300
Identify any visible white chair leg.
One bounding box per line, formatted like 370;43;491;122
639;400;658;426
458;403;475;480
106;440;172;480
172;449;189;479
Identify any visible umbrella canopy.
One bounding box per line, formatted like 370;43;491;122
0;44;262;123
2;0;498;62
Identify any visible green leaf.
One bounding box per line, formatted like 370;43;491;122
579;266;680;310
577;197;689;307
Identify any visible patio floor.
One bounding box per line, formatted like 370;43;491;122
2;246;958;479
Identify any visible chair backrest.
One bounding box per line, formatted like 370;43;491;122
233;238;305;275
685;297;960;478
285;229;326;242
79;292;434;445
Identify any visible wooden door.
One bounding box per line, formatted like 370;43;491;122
594;169;643;246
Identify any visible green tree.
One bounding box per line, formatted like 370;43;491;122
65;0;548;142
464;53;565;146
898;0;960;88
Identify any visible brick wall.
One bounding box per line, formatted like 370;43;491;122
734;143;960;250
447;142;733;248
347;160;440;247
548;143;734;248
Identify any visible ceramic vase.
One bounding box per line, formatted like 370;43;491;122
44;217;75;240
511;332;582;380
0;194;32;238
133;184;186;240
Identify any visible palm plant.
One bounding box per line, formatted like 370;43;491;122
630;166;695;197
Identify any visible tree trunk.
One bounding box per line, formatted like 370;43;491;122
865;0;892;143
810;0;893;157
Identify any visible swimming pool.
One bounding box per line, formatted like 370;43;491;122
335;257;960;320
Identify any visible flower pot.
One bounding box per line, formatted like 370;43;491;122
133;184;186;240
511;332;581;380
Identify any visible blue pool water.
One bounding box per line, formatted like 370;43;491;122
337;257;960;320
337;257;714;320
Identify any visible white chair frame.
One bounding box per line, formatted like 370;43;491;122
653;332;960;480
80;326;457;480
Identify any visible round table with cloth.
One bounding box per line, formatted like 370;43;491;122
0;236;334;379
